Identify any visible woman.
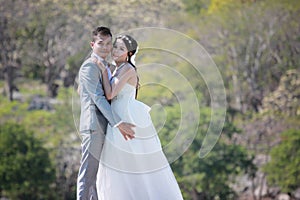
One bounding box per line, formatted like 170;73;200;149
95;35;184;200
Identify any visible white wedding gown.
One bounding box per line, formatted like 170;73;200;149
96;83;184;200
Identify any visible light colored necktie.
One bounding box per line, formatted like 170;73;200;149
103;61;113;82
92;53;112;82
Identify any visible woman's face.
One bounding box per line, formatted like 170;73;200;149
112;38;128;63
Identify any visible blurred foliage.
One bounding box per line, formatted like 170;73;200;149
0;0;300;199
263;129;300;193
161;105;256;199
176;0;300;114
0;122;56;199
0;83;80;199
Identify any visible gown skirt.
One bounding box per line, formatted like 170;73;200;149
96;83;184;200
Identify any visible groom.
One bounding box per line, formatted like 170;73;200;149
77;26;135;200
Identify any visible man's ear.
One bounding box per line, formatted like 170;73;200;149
90;41;94;49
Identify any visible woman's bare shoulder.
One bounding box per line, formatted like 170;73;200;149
123;63;136;72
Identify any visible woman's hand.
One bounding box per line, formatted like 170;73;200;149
92;57;106;72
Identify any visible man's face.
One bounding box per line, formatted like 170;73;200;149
90;34;112;59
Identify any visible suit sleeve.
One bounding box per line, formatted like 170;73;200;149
80;62;121;127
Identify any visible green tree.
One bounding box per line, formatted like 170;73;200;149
0;122;56;199
172;111;256;200
263;129;300;193
151;100;256;199
173;0;300;114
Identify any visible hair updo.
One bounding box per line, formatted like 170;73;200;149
115;34;138;68
115;35;140;98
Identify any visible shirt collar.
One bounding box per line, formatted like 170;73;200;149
91;52;104;62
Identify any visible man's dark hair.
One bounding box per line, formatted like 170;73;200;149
92;26;112;41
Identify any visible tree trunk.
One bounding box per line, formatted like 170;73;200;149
45;65;59;98
229;44;242;111
4;65;15;101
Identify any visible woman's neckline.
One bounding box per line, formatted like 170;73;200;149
114;62;137;88
125;82;136;88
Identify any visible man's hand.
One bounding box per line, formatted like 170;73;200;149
117;122;135;140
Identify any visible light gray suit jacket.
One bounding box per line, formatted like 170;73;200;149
78;57;120;133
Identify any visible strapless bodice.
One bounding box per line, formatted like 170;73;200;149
111;83;151;128
112;83;136;102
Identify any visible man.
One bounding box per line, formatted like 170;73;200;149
77;26;135;200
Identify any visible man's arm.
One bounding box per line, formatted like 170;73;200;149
79;62;120;127
80;62;135;140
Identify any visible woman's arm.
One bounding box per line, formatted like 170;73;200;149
96;60;136;100
109;63;116;74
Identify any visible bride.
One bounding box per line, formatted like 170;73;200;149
95;34;184;200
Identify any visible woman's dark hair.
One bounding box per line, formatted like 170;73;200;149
115;35;140;98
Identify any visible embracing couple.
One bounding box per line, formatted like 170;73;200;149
77;26;183;200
